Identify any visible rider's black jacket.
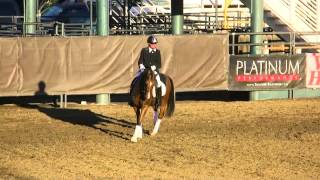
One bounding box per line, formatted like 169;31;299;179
138;47;161;72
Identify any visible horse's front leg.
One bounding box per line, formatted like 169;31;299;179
131;106;149;142
131;107;141;142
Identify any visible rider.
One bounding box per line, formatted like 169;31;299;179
129;35;162;108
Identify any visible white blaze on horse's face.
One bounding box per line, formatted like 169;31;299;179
147;81;154;99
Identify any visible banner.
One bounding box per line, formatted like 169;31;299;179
306;53;320;88
229;54;306;90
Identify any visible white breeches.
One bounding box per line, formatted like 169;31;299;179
154;71;161;88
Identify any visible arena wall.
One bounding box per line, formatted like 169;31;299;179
0;34;229;96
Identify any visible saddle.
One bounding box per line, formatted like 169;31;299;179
152;73;166;97
130;73;166;96
128;73;166;107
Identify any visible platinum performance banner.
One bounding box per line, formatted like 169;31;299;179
229;54;306;90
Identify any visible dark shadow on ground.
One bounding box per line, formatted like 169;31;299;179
0;91;249;105
17;103;136;141
6;80;137;140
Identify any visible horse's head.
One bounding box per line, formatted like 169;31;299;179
140;68;156;100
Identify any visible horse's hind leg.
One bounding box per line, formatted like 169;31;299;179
150;109;159;136
151;104;166;136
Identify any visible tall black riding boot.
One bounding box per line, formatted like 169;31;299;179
155;87;161;109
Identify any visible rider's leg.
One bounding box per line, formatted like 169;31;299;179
155;72;161;88
154;71;161;108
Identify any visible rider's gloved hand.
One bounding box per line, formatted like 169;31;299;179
151;65;156;71
139;64;145;71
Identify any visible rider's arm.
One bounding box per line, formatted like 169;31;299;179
138;49;145;70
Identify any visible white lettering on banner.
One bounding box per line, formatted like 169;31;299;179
236;61;243;75
236;59;300;75
245;82;289;87
250;61;258;75
257;60;267;75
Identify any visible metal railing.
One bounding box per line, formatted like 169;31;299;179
264;0;320;32
229;31;320;55
0;11;248;36
287;0;319;31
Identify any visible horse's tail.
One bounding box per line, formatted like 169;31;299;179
165;76;175;117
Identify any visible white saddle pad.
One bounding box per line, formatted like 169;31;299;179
152;81;166;98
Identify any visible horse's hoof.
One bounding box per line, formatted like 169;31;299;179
150;131;157;136
131;137;138;143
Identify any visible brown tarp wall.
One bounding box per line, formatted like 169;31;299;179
0;34;229;96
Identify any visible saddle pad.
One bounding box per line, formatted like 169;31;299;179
159;73;166;85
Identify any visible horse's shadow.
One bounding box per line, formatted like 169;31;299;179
18;103;135;140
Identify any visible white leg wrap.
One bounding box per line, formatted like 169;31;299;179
151;119;161;136
131;125;143;142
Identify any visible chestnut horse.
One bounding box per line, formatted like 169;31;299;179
130;68;175;142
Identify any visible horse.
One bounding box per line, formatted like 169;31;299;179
129;68;175;142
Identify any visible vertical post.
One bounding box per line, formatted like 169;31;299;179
60;94;64;108
61;23;65;36
25;0;37;35
288;28;293;101
250;0;264;100
215;0;218;29
96;0;111;105
290;31;293;54
90;0;93;35
250;0;263;55
59;94;68;108
262;40;269;55
125;0;129;31
232;32;235;55
171;0;184;35
223;0;232;29
97;0;109;35
64;94;68;108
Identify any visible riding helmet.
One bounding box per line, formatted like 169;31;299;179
147;35;158;44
